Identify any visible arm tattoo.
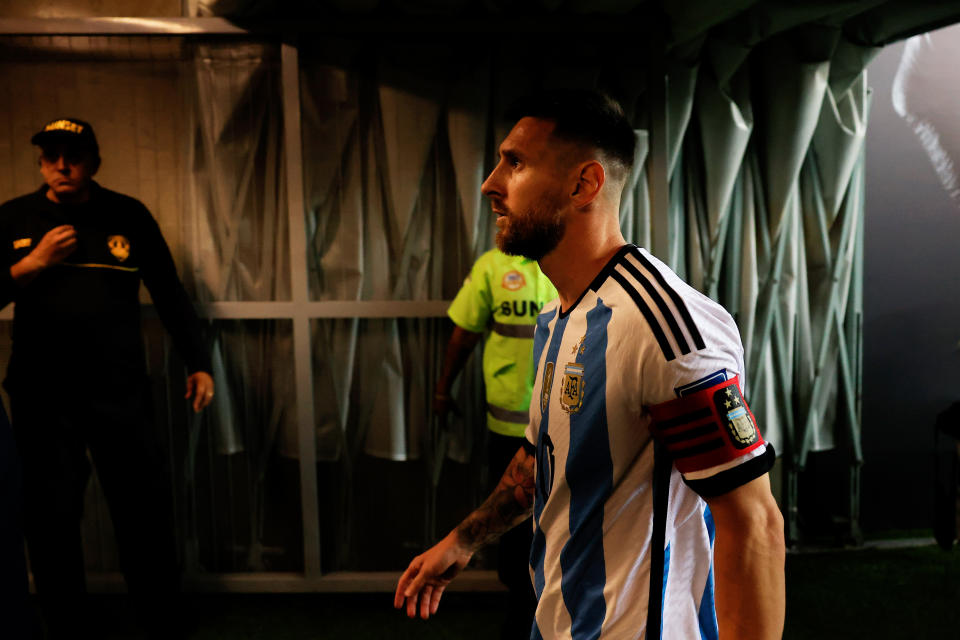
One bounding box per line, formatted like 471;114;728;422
456;447;536;551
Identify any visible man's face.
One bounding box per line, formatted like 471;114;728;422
38;143;97;202
481;117;571;261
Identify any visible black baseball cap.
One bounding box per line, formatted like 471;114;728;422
31;118;99;155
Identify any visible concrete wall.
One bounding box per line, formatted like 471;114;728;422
862;24;960;532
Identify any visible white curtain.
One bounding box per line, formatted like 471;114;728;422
300;42;652;466
664;30;870;463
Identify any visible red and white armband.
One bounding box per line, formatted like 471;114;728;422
647;375;765;475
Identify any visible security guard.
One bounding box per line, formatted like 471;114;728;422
433;248;556;639
0;118;214;639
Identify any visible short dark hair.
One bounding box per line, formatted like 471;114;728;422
504;89;635;181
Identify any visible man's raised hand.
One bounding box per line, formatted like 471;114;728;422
30;225;77;268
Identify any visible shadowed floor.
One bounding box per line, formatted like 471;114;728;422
49;543;960;639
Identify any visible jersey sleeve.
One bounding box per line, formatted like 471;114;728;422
446;253;493;333
641;310;773;497
137;205;212;374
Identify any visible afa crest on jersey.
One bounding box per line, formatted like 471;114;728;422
559;362;585;414
502;270;526;291
107;235;130;262
713;384;758;448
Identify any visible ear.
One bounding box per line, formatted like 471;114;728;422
89;155;101;176
570;161;605;208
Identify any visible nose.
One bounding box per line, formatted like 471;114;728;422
481;161;502;199
53;156;69;172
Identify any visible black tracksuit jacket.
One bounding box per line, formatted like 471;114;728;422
0;182;210;391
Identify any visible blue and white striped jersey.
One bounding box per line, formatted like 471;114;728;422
525;244;768;640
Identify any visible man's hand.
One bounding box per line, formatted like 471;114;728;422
31;225;77;268
11;225;77;284
432;391;462;425
394;530;473;619
185;371;215;413
395;446;535;620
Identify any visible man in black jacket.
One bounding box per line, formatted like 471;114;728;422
0;118;214;639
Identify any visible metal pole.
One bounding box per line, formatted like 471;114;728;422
281;38;322;577
648;56;670;262
0;17;250;35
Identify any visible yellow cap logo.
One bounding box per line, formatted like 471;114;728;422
44;120;84;134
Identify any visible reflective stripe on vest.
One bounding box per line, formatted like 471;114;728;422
491;321;536;339
487;403;529;424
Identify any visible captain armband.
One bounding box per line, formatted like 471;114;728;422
647;375;766;476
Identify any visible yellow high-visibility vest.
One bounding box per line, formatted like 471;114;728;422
448;249;557;437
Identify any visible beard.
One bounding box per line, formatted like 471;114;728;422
495;194;566;261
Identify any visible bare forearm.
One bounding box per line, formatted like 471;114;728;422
714;523;785;637
10;225;77;287
10;255;43;285
436;325;483;394
456;446;535;551
708;475;785;639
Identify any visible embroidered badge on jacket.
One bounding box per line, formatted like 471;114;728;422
502;270;526;291
107;235;131;262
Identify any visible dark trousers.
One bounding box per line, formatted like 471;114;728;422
0;401;36;639
10;378;182;639
488;431;537;640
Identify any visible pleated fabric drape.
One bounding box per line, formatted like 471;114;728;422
657;28;871;470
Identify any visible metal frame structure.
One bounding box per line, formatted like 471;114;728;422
791;155;866;545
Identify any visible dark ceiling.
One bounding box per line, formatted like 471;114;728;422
207;0;960;56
